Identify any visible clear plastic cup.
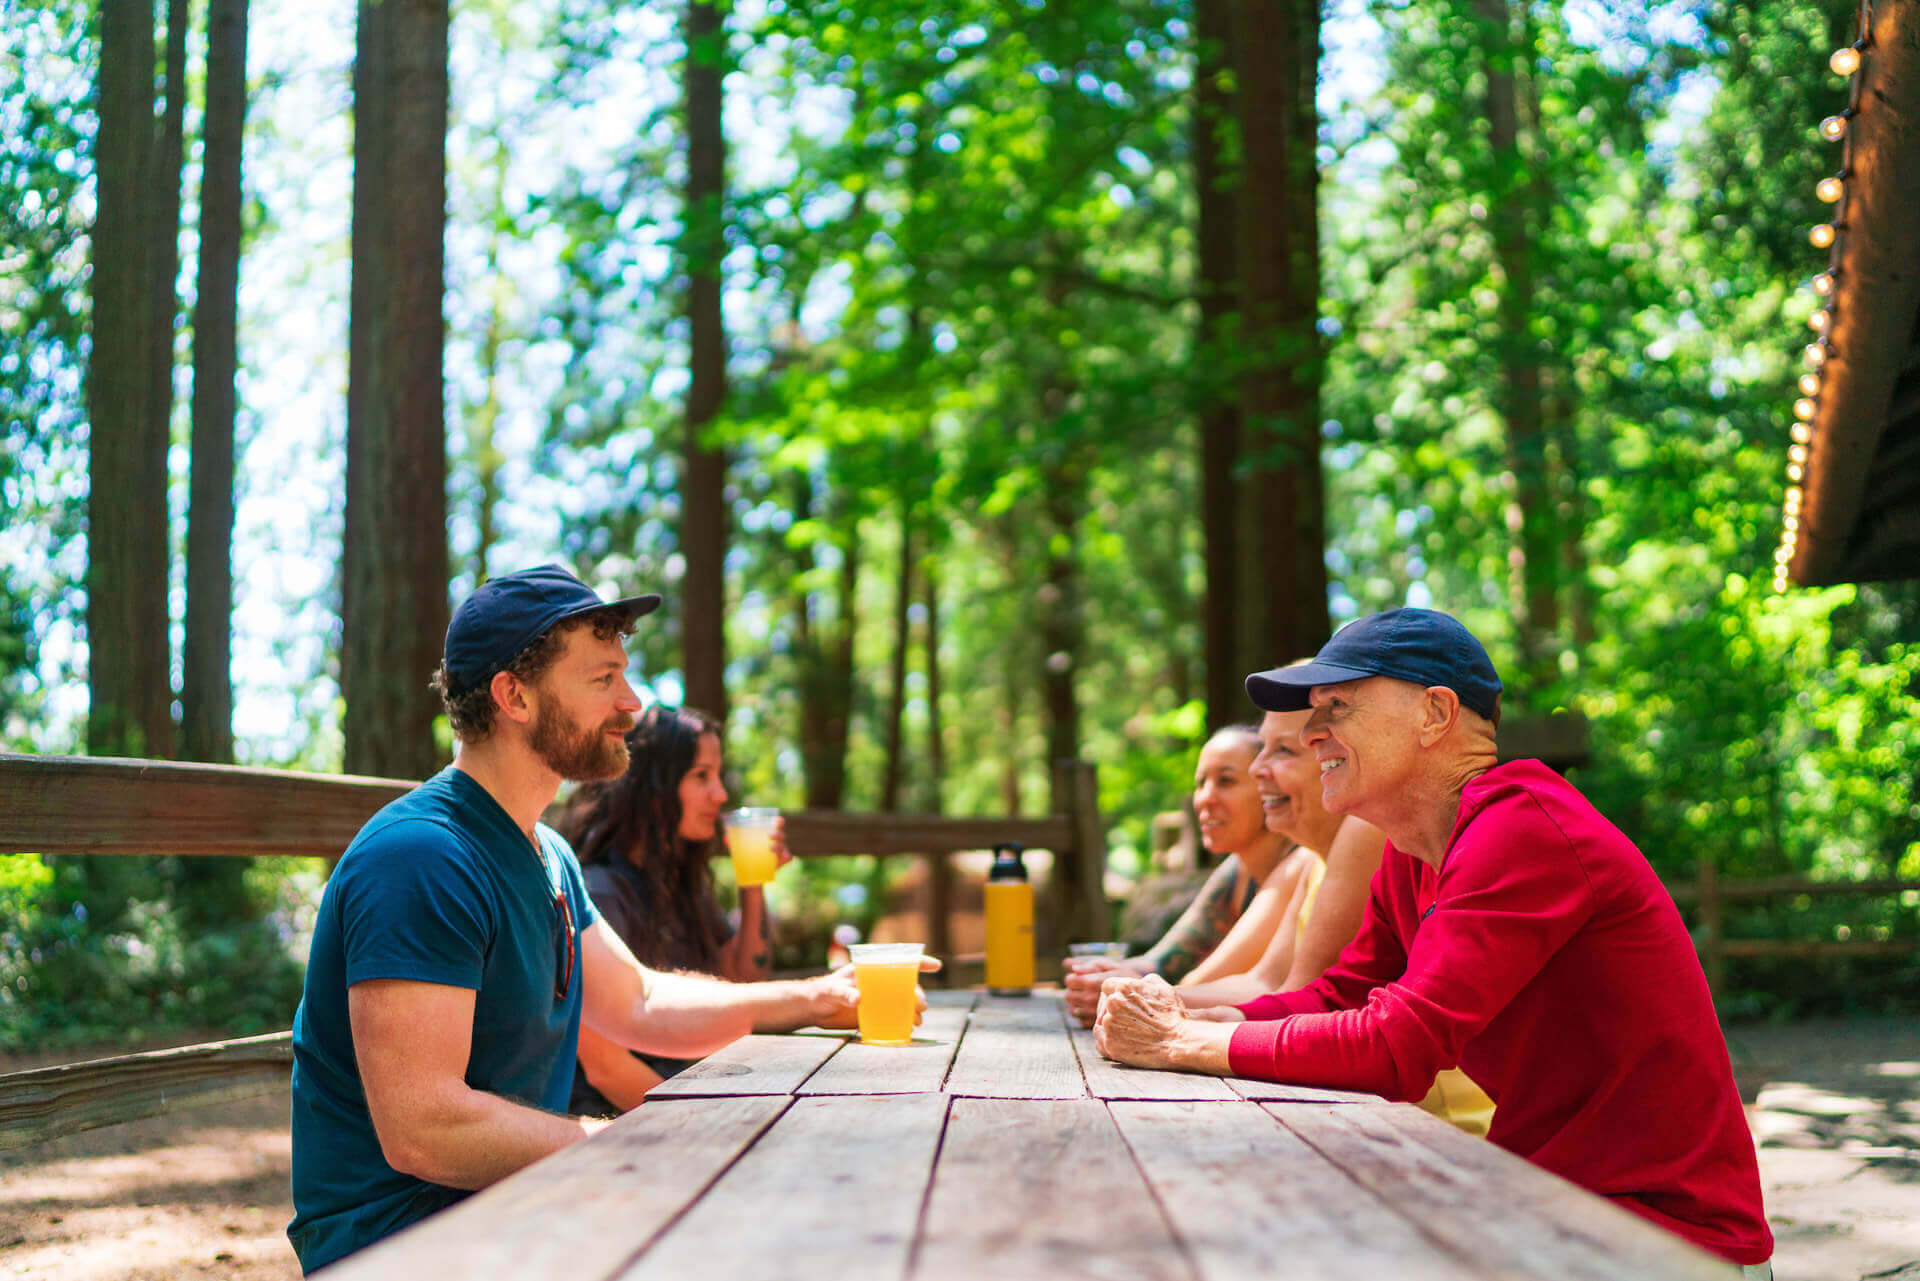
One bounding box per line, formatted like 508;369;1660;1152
848;942;923;1045
722;808;780;887
1068;942;1131;960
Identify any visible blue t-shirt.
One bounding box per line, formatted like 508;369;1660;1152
286;767;599;1273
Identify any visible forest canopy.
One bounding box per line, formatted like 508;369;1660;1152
1;0;1916;1044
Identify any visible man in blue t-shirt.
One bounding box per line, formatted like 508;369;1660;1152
287;566;930;1273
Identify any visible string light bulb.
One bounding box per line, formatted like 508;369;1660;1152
1816;176;1845;203
1788;462;1805;482
1799;372;1821;395
1784;513;1800;533
1794;397;1817;420
1808;309;1830;332
1804;342;1827;367
1830;45;1862;76
1812;273;1835;296
1810;223;1836;248
1789;444;1809;464
1792;421;1813;444
1820;114;1849;141
1786;485;1803;508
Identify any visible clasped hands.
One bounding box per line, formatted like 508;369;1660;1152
1092;972;1197;1070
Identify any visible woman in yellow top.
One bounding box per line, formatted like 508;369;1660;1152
1064;724;1322;1026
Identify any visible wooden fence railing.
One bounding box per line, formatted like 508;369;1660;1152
0;751;1105;1146
1667;862;1920;999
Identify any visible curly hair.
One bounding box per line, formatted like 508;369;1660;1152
554;705;727;970
429;607;636;744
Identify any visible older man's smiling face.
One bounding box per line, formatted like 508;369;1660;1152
1299;676;1425;817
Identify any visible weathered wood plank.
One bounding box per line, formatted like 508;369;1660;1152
1109;1100;1480;1281
1063;1015;1238;1101
622;1094;948;1280
1223;1075;1383;1105
0;753;410;857
943;994;1085;1100
1270;1102;1735;1281
798;995;973;1096
914;1098;1196;1281
645;1033;846;1098
783;810;1073;858
320;1095;787;1281
0;1031;292;1149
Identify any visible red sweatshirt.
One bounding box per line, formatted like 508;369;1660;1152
1229;760;1771;1265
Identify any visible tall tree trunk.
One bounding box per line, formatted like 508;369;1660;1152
996;518;1024;817
467;234;508;584
1194;0;1244;730
879;501;913;813
182;0;249;765
343;0;450;781
88;0;171;758
793;475;858;809
922;555;944;815
1477;0;1557;695
680;0;729;722
1234;0;1328;668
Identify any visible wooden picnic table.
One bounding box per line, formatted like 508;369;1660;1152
319;991;1736;1280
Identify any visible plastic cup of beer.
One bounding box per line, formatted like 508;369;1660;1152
722;808;780;887
848;943;923;1046
1069;942;1130;960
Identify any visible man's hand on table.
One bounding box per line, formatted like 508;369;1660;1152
1062;956;1151;1026
1093;974;1240;1073
806;956;944;1031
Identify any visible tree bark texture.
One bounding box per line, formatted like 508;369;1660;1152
879;504;913;814
680;0;730;723
1233;0;1329;670
1194;0;1245;731
1476;0;1558;694
793;475;858;811
182;0;249;765
87;0;172;758
342;0;450;781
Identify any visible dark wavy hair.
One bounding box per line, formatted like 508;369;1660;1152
555;704;726;970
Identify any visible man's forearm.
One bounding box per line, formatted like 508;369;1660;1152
387;1086;602;1191
618;971;825;1056
1166;1018;1239;1075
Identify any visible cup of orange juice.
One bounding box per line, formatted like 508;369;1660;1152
722;808;780;887
848;943;922;1045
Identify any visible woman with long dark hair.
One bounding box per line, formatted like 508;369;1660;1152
556;704;786;1113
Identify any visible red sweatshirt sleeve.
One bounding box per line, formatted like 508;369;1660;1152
1229;795;1595;1098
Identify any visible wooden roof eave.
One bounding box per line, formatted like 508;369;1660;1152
1791;0;1920;588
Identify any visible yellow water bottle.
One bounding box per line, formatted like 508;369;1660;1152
984;842;1035;994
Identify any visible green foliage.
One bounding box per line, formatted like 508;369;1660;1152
1;0;1915;1043
0;854;311;1049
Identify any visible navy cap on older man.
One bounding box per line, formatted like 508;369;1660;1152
1244;607;1503;724
444;564;661;696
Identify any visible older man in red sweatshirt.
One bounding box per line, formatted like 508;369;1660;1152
1095;608;1772;1274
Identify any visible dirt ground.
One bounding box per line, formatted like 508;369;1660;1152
3;1016;1917;1280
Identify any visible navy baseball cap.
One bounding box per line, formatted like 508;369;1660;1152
443;564;660;695
1244;608;1502;723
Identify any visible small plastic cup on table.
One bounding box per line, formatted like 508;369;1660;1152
848;942;923;1046
723;808;780;887
1069;942;1130;960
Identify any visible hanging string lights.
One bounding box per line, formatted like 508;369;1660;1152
1777;7;1871;593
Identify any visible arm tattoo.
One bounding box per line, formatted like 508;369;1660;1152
1137;857;1245;983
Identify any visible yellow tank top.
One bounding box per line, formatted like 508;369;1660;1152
1297;852;1494;1138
